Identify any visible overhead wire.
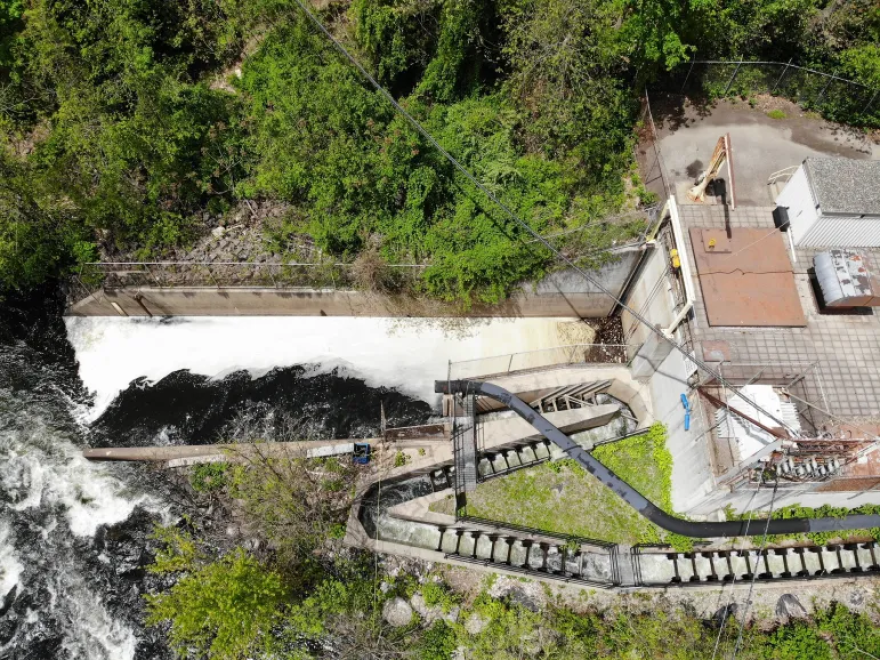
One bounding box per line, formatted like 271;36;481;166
705;219;790;268
525;207;658;243
286;0;802;436
730;477;781;660
709;486;760;660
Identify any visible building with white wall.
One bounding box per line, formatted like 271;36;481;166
775;158;880;247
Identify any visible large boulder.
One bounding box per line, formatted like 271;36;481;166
464;613;488;635
383;597;414;628
410;592;459;625
776;594;807;623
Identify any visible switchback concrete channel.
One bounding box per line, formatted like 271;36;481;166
357;435;880;589
354;378;880;590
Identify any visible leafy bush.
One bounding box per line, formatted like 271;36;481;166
418;620;457;660
189;462;229;492
229;453;357;565
147;544;287;660
420;581;458;611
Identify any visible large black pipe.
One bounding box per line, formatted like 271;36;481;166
437;379;880;538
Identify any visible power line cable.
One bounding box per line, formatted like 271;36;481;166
709;486;760;660
701;219;792;274
730;477;781;660
287;0;801;436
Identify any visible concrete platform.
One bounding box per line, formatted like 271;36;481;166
646;95;879;206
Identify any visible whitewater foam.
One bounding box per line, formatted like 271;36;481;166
66;316;577;421
0;413;165;537
0;524;24;598
58;571;138;660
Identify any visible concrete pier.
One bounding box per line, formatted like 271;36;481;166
82;438;391;464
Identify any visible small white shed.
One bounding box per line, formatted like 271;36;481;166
775;158;880;247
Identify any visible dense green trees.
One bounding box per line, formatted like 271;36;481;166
0;0;877;300
147;525;880;660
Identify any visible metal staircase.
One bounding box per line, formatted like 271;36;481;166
452;394;478;494
529;380;612;413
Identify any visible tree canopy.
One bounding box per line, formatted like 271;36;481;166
0;0;877;300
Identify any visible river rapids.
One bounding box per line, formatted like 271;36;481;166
2;287;573;658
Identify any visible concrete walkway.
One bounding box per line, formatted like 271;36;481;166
650;96;879;206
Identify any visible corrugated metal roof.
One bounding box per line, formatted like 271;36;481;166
803;158;880;216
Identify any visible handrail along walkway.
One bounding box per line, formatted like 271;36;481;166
436;379;880;538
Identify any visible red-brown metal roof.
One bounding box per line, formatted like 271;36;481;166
690;227;807;327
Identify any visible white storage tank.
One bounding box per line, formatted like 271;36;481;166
814;250;880;307
774;158;880;247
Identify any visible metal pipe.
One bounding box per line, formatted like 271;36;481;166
697;387;788;440
663;196;695;337
436;379;880;538
723;57;743;96
680;55;696;94
815;73;837;106
132;293;153;318
864;90;878;116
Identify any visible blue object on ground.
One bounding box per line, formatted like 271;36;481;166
353;443;371;465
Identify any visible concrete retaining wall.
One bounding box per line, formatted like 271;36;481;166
68;251;644;317
621;243;676;349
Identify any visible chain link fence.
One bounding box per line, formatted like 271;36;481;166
659;59;879;128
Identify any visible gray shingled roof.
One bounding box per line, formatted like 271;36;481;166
803;158;880;216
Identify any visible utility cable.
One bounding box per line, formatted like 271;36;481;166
706;219;790;267
288;0;800;436
730;477;780;660
709;486;760;660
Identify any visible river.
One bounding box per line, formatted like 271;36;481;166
0;286;577;658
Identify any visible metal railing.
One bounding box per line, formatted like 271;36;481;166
639;90;675;199
71;260;428;301
659;59;880;127
767;165;799;187
448;343;639;380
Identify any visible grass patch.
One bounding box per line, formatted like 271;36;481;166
767;109;787;120
726;503;880;545
432;424;692;548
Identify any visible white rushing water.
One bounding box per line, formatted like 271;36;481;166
0;524;24;599
1;409;164;537
0;340;167;659
66;316;581;420
58;571;139;660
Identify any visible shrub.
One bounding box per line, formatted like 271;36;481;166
146;547;287;660
189;462;229;492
